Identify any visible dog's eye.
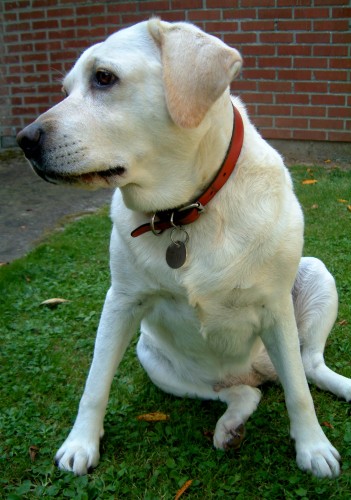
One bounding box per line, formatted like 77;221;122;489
95;70;118;87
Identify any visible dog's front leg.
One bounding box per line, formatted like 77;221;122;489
55;287;141;475
261;295;340;478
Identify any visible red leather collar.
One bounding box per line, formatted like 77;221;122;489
131;104;244;238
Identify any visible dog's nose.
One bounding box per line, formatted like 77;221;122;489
16;123;44;159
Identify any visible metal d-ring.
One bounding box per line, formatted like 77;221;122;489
150;213;162;236
170;227;189;246
170;211;181;229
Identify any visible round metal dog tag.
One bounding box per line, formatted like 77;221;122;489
166;240;187;269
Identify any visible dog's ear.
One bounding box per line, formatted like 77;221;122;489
148;18;242;128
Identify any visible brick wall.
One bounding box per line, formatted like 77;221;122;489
1;0;350;149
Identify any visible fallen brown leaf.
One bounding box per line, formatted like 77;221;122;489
311;204;319;209
347;205;351;212
29;445;39;462
322;421;334;429
175;479;193;500
337;199;348;203
337;319;348;326
302;179;318;185
40;298;70;308
136;412;169;422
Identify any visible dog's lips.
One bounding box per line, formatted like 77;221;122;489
31;164;126;187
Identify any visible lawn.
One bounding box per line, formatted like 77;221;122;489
0;166;350;499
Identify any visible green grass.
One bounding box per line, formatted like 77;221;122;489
0;166;350;499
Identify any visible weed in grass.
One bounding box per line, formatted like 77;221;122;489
0;169;350;498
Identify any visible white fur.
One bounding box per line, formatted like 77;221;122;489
22;19;350;478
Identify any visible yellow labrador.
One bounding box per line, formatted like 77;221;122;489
17;18;351;478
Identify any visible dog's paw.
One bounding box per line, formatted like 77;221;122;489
296;439;340;478
214;422;246;450
213;411;246;451
55;435;100;475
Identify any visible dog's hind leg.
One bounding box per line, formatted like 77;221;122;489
137;333;262;450
294;257;351;401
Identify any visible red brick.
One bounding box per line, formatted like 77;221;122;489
296;33;330;44
278;20;312;31
205;21;239;32
310;118;344;130
259;81;292;93
258;105;291;116
47;8;75;18
331;7;351;17
6;22;31;32
330;82;351;94
314;20;349;31
76;5;105;16
328;131;351;142
171;0;203;8
32;19;60;30
329;58;351;70
4;33;19;44
231;81;257;92
107;2;137;13
5;1;30;10
243;45;275;56
293;130;326;141
295;82;328;93
294;7;329;19
241;0;275;6
278;70;312;81
293;106;326;118
276;117;308;129
120;14;150;24
333;32;351;44
244;92;274;104
7;43;34;53
34;41;62;52
17;10;44;20
277;0;310;5
276;94;309;105
224;9;256;19
311;94;346;106
258;57;292;68
313;45;349;57
241;20;275;31
278;46;311;56
260;33;294;44
244;69;277;80
314;70;348;81
328;107;351;119
315;0;349;5
61;18;78;29
22;53;48;63
139;1;171;10
259;8;292;19
262;128;292;139
254;116;274;128
224;33;258;45
207;0;240;7
188;10;221;21
294;58;328;69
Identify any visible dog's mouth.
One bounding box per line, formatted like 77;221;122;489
32;164;126;187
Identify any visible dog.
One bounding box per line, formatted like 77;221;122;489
17;18;351;478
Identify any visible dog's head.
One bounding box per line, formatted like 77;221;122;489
17;19;242;211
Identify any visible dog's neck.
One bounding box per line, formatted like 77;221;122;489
120;93;237;214
193;95;237;200
131;98;243;238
